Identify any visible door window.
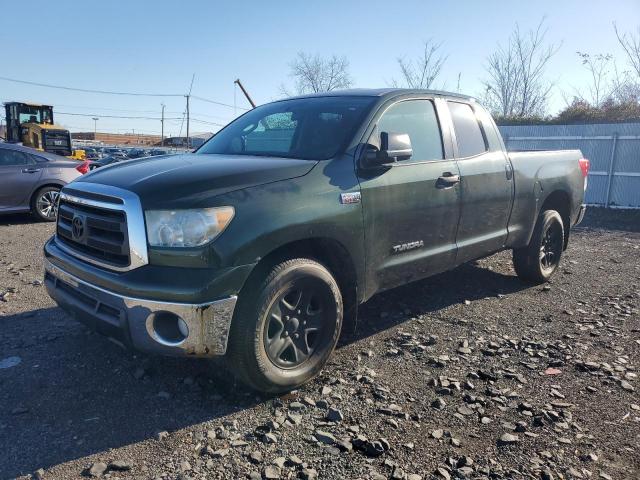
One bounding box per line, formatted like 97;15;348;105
448;101;488;158
0;149;30;166
373;100;443;162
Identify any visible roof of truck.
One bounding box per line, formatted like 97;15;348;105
283;88;475;101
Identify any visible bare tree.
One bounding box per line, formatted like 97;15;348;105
393;40;447;89
482;19;559;117
482;40;522;116
281;52;352;96
614;23;640;79
575;52;614;107
610;67;640;102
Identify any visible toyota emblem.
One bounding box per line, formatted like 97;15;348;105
72;216;85;240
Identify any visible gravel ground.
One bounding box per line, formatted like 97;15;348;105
0;208;638;480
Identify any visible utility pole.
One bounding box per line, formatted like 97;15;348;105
185;73;195;150
92;117;99;138
234;79;256;108
185;94;190;149
160;103;165;147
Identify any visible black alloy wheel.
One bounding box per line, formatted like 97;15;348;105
540;220;563;271
263;281;333;369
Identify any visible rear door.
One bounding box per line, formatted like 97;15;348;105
445;101;514;264
358;97;461;295
0;148;42;209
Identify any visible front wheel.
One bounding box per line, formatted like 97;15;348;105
32;186;60;222
227;258;343;393
513;209;565;283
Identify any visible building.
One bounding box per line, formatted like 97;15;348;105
71;132;162;146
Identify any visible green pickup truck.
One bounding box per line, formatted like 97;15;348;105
44;89;589;392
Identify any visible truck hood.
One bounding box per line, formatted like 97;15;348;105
75;153;317;208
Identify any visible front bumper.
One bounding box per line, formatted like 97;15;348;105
44;258;237;356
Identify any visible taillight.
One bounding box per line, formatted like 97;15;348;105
75;160;90;175
578;158;590;192
578;158;590;178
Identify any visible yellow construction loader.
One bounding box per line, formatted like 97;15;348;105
3;102;85;160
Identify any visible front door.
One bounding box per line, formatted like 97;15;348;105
446;101;514;264
0;149;42;209
358;98;461;296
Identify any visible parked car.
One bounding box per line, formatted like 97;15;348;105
0;143;90;221
80;147;101;161
102;148;128;159
149;149;169;156
87;155;126;170
43;89;589;392
127;148;151;159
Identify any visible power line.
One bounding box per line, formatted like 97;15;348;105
190;118;225;127
2;99;234;121
56;104;173;114
192;94;250;111
0;76;183;97
62;124;163;134
57;111;183;120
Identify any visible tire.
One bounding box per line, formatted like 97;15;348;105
227;258;343;393
31;186;60;222
513;209;565;283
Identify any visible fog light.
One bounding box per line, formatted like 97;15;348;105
177;317;189;337
150;311;188;346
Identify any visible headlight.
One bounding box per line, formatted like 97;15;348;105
145;207;235;247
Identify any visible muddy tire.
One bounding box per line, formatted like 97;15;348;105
513;210;564;283
227;258;343;393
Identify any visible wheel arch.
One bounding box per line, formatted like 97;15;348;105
539;189;571;249
238;237;360;326
29;182;65;205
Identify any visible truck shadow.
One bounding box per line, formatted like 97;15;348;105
340;259;527;346
0;307;260;478
0;212;43;225
0;260;525;478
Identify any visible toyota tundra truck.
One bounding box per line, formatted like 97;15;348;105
44;89;589;392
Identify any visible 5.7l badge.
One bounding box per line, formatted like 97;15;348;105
340;192;361;204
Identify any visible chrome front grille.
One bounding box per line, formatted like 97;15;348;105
57;199;130;267
54;183;149;271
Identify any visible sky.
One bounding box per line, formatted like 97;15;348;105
1;0;638;137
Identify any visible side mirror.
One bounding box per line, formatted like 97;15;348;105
362;131;413;168
381;132;413;161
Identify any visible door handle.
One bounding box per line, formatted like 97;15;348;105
22;168;41;173
505;162;513;180
436;173;460;188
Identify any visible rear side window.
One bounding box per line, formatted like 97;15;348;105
374;99;443;162
448;101;487;157
475;106;504;152
0;149;30;166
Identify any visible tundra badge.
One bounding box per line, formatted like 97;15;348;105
392;240;424;253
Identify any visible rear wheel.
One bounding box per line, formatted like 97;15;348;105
513;209;564;283
227;258;343;393
32;186;60;222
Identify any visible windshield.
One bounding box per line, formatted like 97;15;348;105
197;96;376;160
